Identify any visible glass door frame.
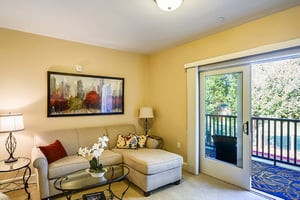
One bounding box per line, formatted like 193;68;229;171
199;66;251;190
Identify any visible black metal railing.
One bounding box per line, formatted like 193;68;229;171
205;114;300;167
205;114;237;147
252;116;300;166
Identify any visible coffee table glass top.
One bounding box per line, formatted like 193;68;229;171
54;164;129;192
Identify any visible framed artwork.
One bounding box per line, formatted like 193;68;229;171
83;191;106;200
47;71;124;117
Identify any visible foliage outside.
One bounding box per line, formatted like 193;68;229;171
204;57;300;119
252;57;300;119
205;73;238;115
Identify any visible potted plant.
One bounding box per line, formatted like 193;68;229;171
78;136;109;177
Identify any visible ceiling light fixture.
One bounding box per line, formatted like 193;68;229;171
154;0;183;12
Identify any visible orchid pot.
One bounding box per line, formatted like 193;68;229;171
78;136;109;177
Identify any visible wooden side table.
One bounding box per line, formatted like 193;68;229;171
0;157;31;199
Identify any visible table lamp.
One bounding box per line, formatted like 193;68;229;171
139;107;154;136
0;113;24;163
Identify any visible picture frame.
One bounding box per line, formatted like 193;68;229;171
82;191;106;200
47;71;124;117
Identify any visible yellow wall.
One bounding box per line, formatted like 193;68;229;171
148;6;300;160
0;28;149;165
0;5;299;172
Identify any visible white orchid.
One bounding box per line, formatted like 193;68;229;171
78;147;88;156
98;136;109;148
92;148;104;158
78;135;109;173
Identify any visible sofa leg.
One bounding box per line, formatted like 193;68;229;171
144;191;151;197
174;180;181;185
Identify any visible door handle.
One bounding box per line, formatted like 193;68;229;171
243;121;249;135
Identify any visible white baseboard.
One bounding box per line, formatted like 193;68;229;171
182;162;188;171
0;174;36;185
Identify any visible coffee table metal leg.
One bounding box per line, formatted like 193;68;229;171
64;192;73;200
107;179;130;200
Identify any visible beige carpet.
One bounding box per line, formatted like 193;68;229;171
56;171;268;200
6;170;269;200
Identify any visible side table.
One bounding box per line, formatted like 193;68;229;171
0;157;31;199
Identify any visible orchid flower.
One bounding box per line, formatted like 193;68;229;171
78;147;89;157
77;135;109;172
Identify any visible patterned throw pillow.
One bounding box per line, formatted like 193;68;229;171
116;134;138;149
137;134;148;148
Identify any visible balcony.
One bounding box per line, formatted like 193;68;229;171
206;114;300;168
252;116;300;166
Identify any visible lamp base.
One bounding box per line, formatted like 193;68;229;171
5;156;18;163
143;118;151;136
4;132;18;163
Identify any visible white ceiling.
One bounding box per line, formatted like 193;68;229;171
0;0;299;54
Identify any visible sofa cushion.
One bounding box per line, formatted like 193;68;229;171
105;124;137;149
146;137;161;149
113;148;183;175
48;155;89;179
116;134;138;149
34;129;79;155
39;140;67;164
136;134;148;148
77;127;107;148
99;150;123;165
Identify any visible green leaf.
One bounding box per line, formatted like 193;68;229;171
89;157;98;169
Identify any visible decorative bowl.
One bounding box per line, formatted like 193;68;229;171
86;168;106;178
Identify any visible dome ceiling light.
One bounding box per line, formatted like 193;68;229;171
154;0;184;12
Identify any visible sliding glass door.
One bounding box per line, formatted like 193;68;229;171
199;66;251;189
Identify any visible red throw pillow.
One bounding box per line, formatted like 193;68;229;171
39;140;67;164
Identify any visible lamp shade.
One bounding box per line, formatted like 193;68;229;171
139;107;154;119
154;0;183;11
0;113;24;133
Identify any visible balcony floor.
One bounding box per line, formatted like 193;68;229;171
206;149;300;199
252;160;300;200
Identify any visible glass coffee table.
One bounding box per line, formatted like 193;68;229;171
54;164;130;200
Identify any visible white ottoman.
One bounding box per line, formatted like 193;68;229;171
113;148;183;196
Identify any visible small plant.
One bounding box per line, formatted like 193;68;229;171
78;136;109;173
89;157;105;173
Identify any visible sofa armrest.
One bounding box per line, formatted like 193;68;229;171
31;147;50;199
32;146;48;168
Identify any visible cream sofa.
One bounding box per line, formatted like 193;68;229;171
31;124;183;199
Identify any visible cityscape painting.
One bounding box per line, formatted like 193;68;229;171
47;71;124;117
